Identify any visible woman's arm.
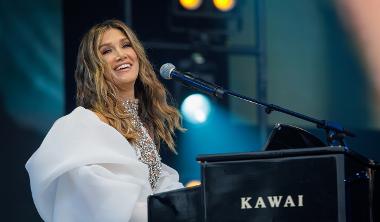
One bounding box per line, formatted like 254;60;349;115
48;164;150;222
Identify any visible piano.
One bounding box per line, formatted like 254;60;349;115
148;125;379;222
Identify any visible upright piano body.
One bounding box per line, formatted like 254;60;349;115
148;147;379;222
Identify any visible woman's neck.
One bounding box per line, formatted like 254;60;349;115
118;88;135;101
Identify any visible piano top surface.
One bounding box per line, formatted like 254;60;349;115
196;147;376;168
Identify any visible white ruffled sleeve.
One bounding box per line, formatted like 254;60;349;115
155;163;184;193
51;164;151;222
26;107;184;222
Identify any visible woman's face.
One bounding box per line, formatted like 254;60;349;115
99;28;139;94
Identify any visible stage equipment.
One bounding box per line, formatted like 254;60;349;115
179;0;203;10
149;147;379;222
173;0;240;18
213;0;236;12
160;63;355;146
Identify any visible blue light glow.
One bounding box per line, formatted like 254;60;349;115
181;94;211;124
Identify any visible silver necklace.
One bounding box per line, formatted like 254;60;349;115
122;99;162;190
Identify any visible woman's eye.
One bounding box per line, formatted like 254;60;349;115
101;49;111;55
123;43;131;48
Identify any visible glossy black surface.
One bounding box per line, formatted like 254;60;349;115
149;147;378;222
264;123;326;150
148;185;201;222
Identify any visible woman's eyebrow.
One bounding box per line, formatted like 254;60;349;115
99;43;111;49
99;38;130;49
120;38;130;43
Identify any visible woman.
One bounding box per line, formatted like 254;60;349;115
26;19;184;222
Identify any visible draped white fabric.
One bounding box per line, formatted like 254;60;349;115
26;107;183;222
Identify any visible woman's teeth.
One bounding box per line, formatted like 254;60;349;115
116;64;131;70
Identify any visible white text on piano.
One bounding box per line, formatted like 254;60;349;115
240;195;304;209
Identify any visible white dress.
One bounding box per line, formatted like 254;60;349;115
25;107;183;222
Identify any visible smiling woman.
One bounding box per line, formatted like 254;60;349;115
99;28;139;98
25;19;185;222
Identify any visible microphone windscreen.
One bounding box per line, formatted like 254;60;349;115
159;63;176;79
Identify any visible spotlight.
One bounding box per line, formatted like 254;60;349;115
179;0;203;11
213;0;236;12
181;94;211;124
170;0;243;34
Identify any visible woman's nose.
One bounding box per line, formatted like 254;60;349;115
115;48;126;60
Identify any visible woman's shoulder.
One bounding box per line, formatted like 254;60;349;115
25;106;139;192
46;106;112;138
43;106;124;150
54;106;97;126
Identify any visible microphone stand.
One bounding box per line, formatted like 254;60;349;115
163;67;355;147
205;86;355;147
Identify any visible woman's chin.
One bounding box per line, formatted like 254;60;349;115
113;76;137;87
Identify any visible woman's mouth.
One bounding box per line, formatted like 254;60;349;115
115;63;132;72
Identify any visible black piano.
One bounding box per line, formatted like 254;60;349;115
148;125;379;222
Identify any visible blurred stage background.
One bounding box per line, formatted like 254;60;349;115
1;0;380;221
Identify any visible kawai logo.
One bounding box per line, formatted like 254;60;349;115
240;195;304;209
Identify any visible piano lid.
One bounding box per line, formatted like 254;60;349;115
263;123;326;151
197;147;375;168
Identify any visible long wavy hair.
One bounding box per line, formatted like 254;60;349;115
75;19;184;152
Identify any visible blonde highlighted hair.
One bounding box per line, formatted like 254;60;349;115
75;19;183;151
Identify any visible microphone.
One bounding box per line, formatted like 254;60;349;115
159;63;225;98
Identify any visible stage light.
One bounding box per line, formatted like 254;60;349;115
186;180;201;187
170;0;243;34
212;0;235;12
181;94;211;124
179;0;203;11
